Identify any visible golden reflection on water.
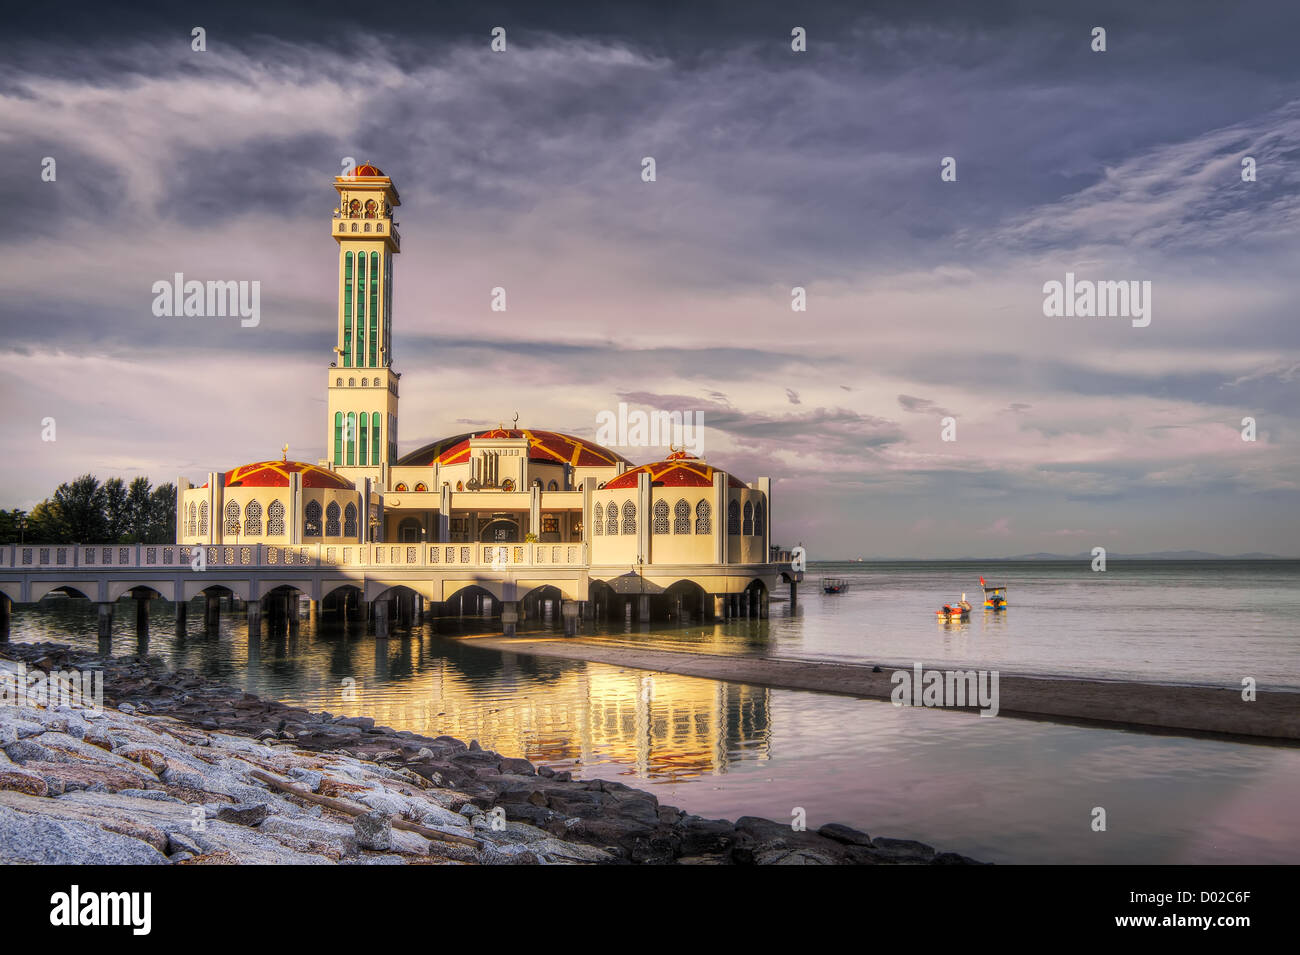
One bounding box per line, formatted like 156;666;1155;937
278;652;772;783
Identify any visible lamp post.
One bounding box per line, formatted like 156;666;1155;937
17;515;27;545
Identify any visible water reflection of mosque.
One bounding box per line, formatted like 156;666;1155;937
289;648;773;783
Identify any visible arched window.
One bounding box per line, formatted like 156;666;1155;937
351;222;357;232
343;252;353;367
743;501;754;536
754;500;766;543
415;483;427;492
325;501;341;537
336;377;342;386
223;500;240;535
502;478;515;492
267;500;285;536
395;483;408;492
728;500;741;535
304;500;322;537
358;413;368;466
695;499;712;534
372;412;381;464
673;498;690;534
244;499;263;536
348;377;355;387
198;501;209;535
593;502;603;535
361;377;368;387
343;502;358;538
606;501;619;535
621;500;636;535
653;499;669;534
346;412;356;465
547;480;558;491
187;502;196;536
334;412;343;465
369;252;379;367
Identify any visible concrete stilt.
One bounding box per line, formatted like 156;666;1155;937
0;594;10;641
638;594;650;623
414;595;423;626
97;602;114;640
760;591;770;618
713;594;725;621
247;600;262;637
135;595;150;635
204;593;220;627
175;601;187;631
561;600;578;637
375;600;390;638
502;601;519;637
790;580;798;605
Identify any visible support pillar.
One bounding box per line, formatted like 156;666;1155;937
247;600;262;638
760;591;769;619
205;592;220;627
638;594;650;623
174;601;187;631
135;595;150;635
375;600;390;638
96;601;114;640
414;595;423;626
790;579;798;605
713;595;725;621
502;601;519;637
561;600;579;637
0;594;10;641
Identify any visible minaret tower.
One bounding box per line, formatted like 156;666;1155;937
326;163;400;491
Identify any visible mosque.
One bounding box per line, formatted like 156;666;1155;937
171;164;790;623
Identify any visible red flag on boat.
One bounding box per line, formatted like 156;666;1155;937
979;576;986;586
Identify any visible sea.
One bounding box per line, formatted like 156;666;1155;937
7;559;1299;864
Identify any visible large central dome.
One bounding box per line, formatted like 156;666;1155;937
397;428;632;468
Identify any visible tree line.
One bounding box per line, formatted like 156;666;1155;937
0;475;176;545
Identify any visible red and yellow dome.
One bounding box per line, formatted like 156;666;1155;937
350;163;385;177
398;429;631;468
604;451;745;490
204;461;355;490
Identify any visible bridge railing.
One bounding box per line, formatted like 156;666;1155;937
1;541;590;571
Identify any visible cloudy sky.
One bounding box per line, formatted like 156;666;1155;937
2;0;1297;557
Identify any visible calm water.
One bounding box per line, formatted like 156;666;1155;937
6;560;1299;864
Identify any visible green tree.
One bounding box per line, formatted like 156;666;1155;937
103;477;130;542
125;477;154;541
51;474;107;543
0;508;29;544
147;483;176;543
25;499;67;543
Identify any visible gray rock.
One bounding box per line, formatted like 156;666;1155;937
498;757;535;776
335;716;375;730
0;804;167;864
354;810;392;851
870;837;936;863
215;803;269;827
818;822;872;846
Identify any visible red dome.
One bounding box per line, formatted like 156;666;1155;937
604;452;745;490
203;461;355;490
398;429;631;468
351;163;385;177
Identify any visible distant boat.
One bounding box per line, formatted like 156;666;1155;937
979;576;1008;610
822;577;850;594
936;592;972;618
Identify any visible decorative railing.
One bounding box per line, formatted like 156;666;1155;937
0;542;588;571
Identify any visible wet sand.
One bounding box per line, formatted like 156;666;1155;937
465;636;1300;742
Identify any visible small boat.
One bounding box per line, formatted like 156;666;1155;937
935;592;972;618
822;577;850;594
979;576;1008;610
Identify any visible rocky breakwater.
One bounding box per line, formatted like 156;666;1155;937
0;643;983;865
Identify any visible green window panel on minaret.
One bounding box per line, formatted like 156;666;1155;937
372;412;381;464
356;257;367;368
343;253;353;368
333;412;343;465
359;413;368;466
346;412;356;466
384;251;393;365
369;252;379;366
